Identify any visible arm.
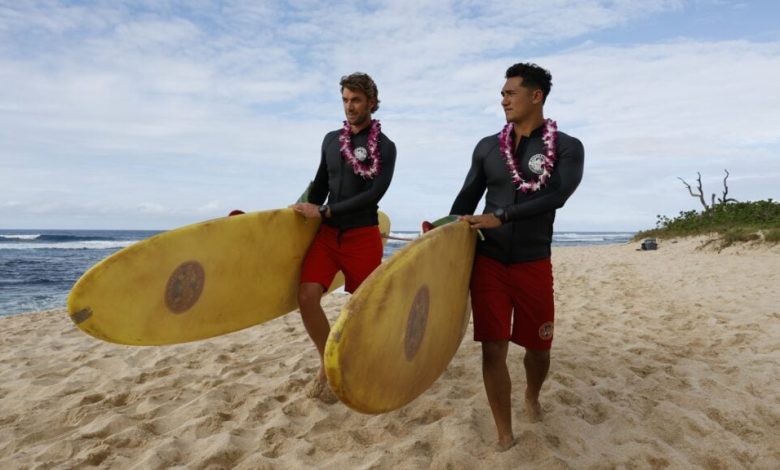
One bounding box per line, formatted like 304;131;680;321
503;137;584;221
306;136;332;205
328;140;396;216
291;135;331;218
450;141;488;216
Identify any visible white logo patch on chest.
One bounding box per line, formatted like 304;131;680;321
354;146;368;162
528;153;545;175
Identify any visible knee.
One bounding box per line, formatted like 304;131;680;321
482;342;508;367
298;284;323;309
524;349;550;364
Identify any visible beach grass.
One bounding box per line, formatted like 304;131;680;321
633;199;780;245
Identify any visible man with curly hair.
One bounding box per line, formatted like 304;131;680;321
290;73;396;403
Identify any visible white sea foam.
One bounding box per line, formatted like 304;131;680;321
0;234;41;240
389;231;418;237
553;232;634;245
0;240;137;250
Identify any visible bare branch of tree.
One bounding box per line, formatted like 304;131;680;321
697;172;705;200
677;177;693;193
719;169;738;203
678;172;710;210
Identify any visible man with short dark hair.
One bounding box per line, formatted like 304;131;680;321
450;62;583;450
291;72;396;403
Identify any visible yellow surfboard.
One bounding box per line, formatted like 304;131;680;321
324;219;477;413
67;210;391;345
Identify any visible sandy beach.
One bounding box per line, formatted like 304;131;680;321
1;238;778;469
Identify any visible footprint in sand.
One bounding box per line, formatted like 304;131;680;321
579;402;609;426
77;443;111;466
133;366;173;384
78;393;105;405
409;406;451;425
554;389;582;406
263;425;293;447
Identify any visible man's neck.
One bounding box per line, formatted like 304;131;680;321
512;113;545;139
350;117;372;134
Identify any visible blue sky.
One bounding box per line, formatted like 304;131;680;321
1;0;779;231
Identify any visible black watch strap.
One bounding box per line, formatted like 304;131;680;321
494;207;507;223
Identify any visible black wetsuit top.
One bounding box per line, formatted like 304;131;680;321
307;126;396;230
450;124;584;264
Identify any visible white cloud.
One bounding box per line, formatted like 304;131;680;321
197;200;220;213
137;202;166;214
1;1;778;230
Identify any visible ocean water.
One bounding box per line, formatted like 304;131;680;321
0;229;633;317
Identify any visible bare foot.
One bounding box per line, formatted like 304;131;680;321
319;384;339;404
495;434;516;452
525;398;543;422
305;378;325;399
305;377;339;404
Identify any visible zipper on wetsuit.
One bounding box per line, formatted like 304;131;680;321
509;189;518;263
336;154;346;246
508;135;524;264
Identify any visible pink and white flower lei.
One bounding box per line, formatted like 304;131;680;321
498;118;558;192
339;119;381;179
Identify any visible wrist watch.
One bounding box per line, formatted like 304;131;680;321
493;207;507;224
318;205;329;218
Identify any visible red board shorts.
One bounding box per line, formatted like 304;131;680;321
470;255;555;350
300;224;382;294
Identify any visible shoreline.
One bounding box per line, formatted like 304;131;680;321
1;238;778;468
0;235;629;318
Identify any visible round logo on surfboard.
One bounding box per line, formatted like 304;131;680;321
165;261;205;313
404;285;430;361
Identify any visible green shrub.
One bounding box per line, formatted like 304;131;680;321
633;199;780;243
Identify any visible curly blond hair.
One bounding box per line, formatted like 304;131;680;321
340;72;380;113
